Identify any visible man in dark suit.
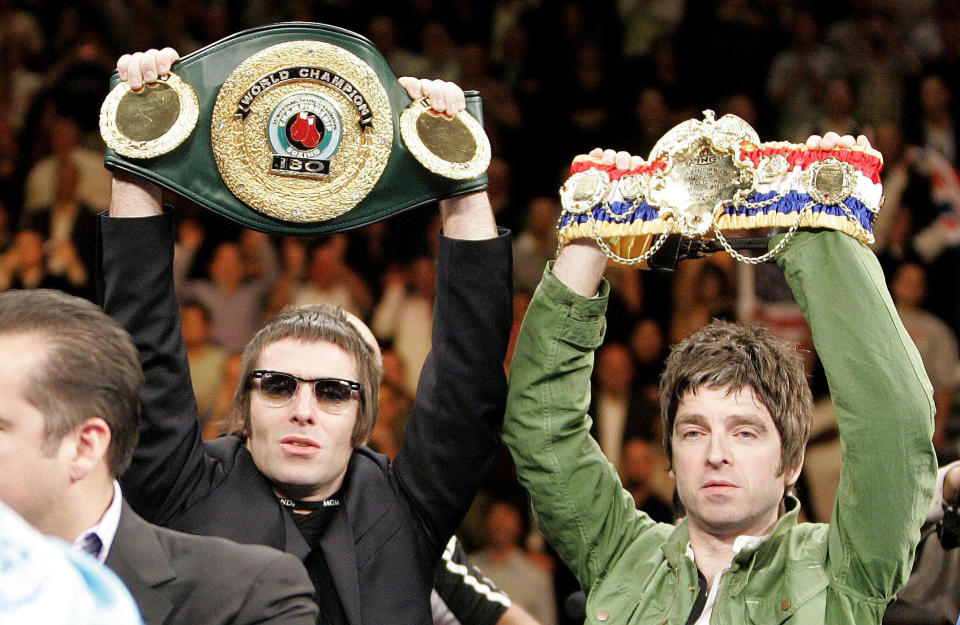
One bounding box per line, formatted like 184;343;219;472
102;48;511;625
0;289;317;625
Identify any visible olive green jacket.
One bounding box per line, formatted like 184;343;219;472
503;231;937;625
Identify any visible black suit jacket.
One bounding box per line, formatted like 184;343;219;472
106;500;317;625
99;212;512;625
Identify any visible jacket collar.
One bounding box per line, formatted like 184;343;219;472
661;495;802;569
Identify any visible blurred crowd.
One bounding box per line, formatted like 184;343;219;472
2;0;960;622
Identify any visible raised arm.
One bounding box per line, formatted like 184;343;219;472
390;80;512;555
102;48;225;523
780;134;937;600
502;149;670;591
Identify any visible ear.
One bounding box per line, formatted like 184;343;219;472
68;417;111;482
782;450;805;489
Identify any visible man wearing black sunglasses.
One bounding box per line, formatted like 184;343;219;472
100;47;511;625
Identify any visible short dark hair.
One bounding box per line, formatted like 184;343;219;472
230;304;382;446
0;289;143;476
180;298;213;323
659;320;812;475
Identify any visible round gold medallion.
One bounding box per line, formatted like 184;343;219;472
99;72;199;159
211;41;393;223
400;98;491;180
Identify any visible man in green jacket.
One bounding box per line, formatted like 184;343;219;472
503;134;937;625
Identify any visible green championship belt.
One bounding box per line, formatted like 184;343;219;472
99;22;490;235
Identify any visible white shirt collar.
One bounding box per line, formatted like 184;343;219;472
685;535;766;625
70;481;123;564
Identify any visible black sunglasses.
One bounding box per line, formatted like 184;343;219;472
249;370;362;414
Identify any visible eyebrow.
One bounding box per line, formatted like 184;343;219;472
674;413;770;432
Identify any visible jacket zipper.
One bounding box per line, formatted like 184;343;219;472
657;565;681;625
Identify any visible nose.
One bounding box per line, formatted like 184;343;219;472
705;434;730;468
288;384;317;426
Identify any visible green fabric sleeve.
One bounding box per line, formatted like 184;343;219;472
776;230;937;602
503;264;664;591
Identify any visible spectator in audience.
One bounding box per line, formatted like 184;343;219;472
372;256;436;396
809;78;865;140
891;261;960;456
513;196;559;295
22;112;111;215
270;235;372;320
367;377;413;460
485;156;519;229
628;317;667;403
366;14;429;78
419;21;463;83
619;437;674;523
911;72;959;165
181;299;229;429
470;501;557;625
591;342;659;466
0;34;44;137
829;6;920;127
766;9;839;141
367;347;414;459
458;41;522;155
624;86;672;158
20;157;98;273
0;228;89;298
175;230;280;352
206;351;245;439
670;259;736;343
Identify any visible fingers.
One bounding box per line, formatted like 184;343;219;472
806;131;869;151
397;76;422;98
398;77;466;116
837;133;857;149
156;47;180;74
116;48;180;92
117;54;133;82
579;148;644;170
820;131;842;150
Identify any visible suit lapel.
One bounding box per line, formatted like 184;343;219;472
320;505;362;625
105;501;176;625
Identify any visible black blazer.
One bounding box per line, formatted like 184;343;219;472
106;500;317;625
99;212;512;625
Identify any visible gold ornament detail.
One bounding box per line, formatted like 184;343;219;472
100;72;199;159
211;40;393;223
399;98;490;180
